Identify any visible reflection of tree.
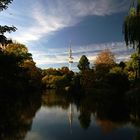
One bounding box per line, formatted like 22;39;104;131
42;90;70;109
96;119;120;134
0;93;41;140
134;130;140;140
127;88;140;122
78;110;91;129
77;89;131;130
77;96;96;130
42;89;140;133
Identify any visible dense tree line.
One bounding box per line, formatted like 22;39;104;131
41;49;129;94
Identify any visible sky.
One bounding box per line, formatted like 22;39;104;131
0;0;135;71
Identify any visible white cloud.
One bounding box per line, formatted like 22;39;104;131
31;42;134;69
4;0;129;43
1;0;131;70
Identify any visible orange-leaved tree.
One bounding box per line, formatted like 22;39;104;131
94;49;116;80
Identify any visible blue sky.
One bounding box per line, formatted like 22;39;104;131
0;0;134;70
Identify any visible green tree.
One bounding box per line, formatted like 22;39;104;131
107;66;130;91
131;53;139;79
119;61;126;70
77;55;90;71
42;75;69;89
125;53;139;80
123;0;140;77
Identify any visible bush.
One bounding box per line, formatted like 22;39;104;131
42;75;70;89
105;69;130;92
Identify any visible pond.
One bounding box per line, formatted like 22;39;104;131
0;90;140;140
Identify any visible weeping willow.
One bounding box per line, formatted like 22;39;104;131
123;0;140;77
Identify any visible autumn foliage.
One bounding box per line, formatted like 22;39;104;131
95;49;115;66
94;49;116;79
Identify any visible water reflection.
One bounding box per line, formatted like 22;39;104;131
0;92;41;140
1;90;140;140
40;89;140;140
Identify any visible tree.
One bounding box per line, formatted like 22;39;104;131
125;53;139;80
94;49;116;80
0;25;16;35
131;53;139;79
42;68;61;76
22;60;42;88
80;69;95;89
107;66;130;91
0;0;17;45
95;49;115;66
77;55;90;71
123;0;140;77
5;43;32;61
0;0;13;11
119;61;126;70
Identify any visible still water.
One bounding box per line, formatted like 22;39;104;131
0;90;140;140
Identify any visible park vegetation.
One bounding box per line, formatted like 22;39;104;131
0;0;140;102
1;1;140;138
41;48;138;95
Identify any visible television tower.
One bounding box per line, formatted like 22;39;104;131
68;42;74;70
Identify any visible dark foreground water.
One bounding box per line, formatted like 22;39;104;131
0;90;140;140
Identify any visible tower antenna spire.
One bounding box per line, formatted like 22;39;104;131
68;41;74;70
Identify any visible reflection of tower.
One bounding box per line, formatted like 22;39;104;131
68;103;74;134
68;43;74;70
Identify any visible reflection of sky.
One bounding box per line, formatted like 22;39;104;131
0;0;135;70
25;106;136;140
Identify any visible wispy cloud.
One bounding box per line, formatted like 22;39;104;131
3;0;129;43
1;0;131;71
67;0;128;16
32;42;134;69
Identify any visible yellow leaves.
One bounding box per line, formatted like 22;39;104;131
22;60;41;80
42;75;66;89
94;49;116;79
130;7;136;16
5;43;28;55
95;49;115;66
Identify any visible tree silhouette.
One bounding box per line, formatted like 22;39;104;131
77;55;90;72
0;0;17;45
0;0;13;11
0;25;16;35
